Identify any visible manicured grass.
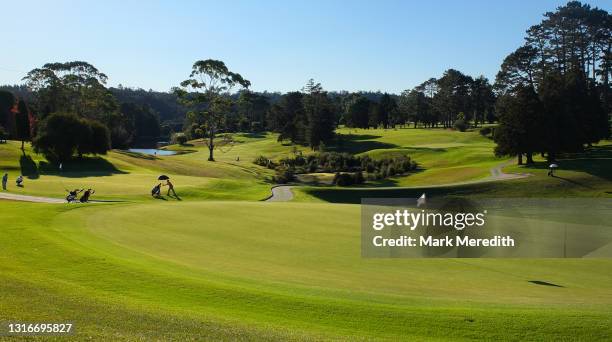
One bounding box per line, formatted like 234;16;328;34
0;140;273;201
2;201;611;340
297;139;612;203
1;130;611;340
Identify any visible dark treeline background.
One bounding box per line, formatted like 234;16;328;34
0;1;610;162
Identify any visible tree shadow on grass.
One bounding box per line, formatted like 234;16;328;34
328;134;398;154
520;145;612;181
551;175;594;189
115;150;158;160
39;157;128;178
19;154;39;179
239;132;266;139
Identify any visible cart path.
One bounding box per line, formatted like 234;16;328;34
0;192;65;203
0;192;125;204
265;185;295;202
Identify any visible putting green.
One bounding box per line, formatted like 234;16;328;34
2;201;611;340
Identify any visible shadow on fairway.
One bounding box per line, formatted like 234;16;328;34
551;175;594;188
39;157;128;177
521;145;612;181
20;154;39;179
115;150;158;160
329;134;398;154
239;132;266;139
528;280;564;288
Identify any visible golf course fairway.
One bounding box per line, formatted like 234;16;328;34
1;131;611;340
2;200;611;340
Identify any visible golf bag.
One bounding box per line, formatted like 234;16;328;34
151;184;161;197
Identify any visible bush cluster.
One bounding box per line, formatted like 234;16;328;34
333;171;365;186
453;119;468;132
171;132;188;145
272;165;295;184
255;151;417;185
254;155;277;169
479;127;493;137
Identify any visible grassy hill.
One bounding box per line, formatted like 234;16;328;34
1;128;611;340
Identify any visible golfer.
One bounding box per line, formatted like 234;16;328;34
2;173;7;190
165;179;177;197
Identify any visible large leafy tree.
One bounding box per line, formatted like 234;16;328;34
494;85;543;164
470;76;496;127
377;93;396;129
434;69;474;128
22;61;132;148
23;61;116;120
494;1;611;161
174;59;250;161
237;90;270;132
0;90;15;136
270;92;305;143
32;112;110;162
345;96;371;129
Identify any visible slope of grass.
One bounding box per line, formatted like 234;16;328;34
1;201;611;340
0;140;273;201
297;139;612;203
334;127;501;186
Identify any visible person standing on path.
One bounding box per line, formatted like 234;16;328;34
2;173;7;190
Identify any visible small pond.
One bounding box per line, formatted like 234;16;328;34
127;148;177;156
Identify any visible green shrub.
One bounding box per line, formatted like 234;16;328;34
453;119;468;132
254;155;277;169
273;166;295;184
172;132;188;145
333;171;365;186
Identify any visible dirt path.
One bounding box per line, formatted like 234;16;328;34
264;159;530;202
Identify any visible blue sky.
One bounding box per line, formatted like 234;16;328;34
1;0;610;93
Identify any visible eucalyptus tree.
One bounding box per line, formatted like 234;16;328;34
174;59;250;161
23;61;115;120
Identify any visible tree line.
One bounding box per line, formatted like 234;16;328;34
0;1;608;164
494;1;611;164
0;62;164;161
